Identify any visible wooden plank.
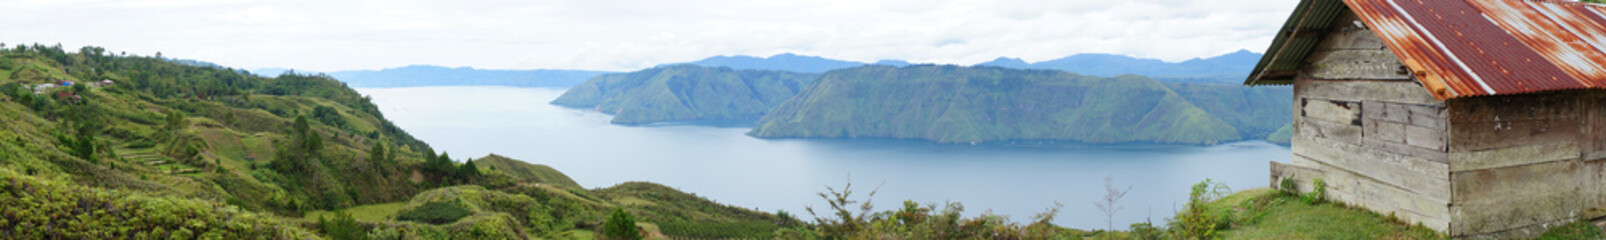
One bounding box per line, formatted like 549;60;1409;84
1302;99;1361;125
1303;155;1451;231
1362;101;1407;124
1364;138;1449;163
1365;119;1406;144
1295;79;1444;106
1448;119;1580;152
1405;103;1447;130
1404;125;1446;151
1299;117;1363;145
1449;160;1582;236
1585;158;1606;220
1449;141;1579;172
1303;50;1412;80
1587;95;1606;159
1293;134;1450;201
1446;93;1579;123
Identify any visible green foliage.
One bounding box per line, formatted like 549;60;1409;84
749;65;1253;145
312;105;343;127
396;201;472;225
552;65;818;124
0;168;320;239
657;220;778;239
458;159;480;179
1173;178;1233;239
603;208;643;240
1303;178;1327;204
802;180;1080;239
318;211;367;240
1586;0;1605;4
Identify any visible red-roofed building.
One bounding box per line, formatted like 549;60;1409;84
1247;0;1606;238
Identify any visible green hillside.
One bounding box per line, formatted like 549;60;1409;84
1165;83;1292;140
0;44;800;239
750;65;1246;145
551;65;817;125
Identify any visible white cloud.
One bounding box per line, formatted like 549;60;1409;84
0;0;1298;72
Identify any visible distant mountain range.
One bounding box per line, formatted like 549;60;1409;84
551;65;817;125
251;65;616;88
667;50;1261;83
553;64;1292;145
659;53;868;73
248;51;1260;88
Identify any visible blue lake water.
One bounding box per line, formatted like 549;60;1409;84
357;86;1290;229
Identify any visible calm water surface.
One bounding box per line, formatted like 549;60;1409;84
357;86;1290;229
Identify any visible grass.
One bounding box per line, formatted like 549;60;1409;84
1216;188;1443;239
304;202;408;222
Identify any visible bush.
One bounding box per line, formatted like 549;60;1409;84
1302;178;1326;204
603;208;643;240
397;201;473;224
658;220;778;239
1173;179;1232;239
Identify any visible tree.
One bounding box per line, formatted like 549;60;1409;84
458;159;480;179
368;142;388;176
1094;175;1132;232
1587;0;1605;4
165;111;187;131
603;208;643;240
70;122;100;163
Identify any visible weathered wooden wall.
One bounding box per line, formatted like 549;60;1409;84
1270;9;1453;233
1443;91;1604;238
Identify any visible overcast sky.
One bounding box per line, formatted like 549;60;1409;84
1;0;1297;72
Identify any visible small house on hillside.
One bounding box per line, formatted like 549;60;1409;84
1246;0;1606;238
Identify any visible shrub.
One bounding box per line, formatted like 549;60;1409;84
397;201;473;224
1302;178;1326;204
1173;179;1232;239
603;208;643;240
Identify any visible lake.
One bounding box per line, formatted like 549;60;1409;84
357;86;1290;229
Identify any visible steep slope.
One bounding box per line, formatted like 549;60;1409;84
1165;83;1293;139
749;65;1243;145
0;44;797;239
552;65;818;125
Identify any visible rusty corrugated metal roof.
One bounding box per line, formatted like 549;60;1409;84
1249;0;1606;100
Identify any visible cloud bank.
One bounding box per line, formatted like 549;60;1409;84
0;0;1297;72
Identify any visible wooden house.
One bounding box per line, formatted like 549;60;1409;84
1246;0;1606;238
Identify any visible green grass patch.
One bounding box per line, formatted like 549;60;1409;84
304;202;407;222
1215;188;1442;239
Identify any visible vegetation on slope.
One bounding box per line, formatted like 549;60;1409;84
1165;83;1292;140
551;64;817;125
471;153;580;188
751;65;1244;145
0;167;321;239
0;44;801;239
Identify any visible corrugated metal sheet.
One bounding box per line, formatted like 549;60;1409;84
1248;0;1606;100
1248;0;1349;85
1346;0;1606;99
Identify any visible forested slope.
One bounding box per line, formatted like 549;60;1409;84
749;65;1247;145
